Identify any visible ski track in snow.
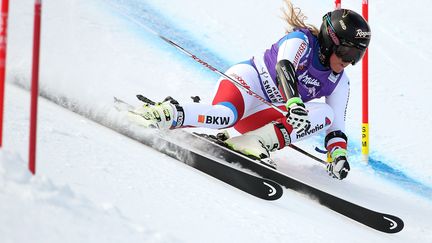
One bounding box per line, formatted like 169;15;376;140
103;0;231;72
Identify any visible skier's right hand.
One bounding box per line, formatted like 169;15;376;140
326;148;350;180
285;97;311;133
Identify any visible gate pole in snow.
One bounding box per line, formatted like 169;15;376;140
29;0;42;174
0;0;9;147
361;0;369;163
335;0;341;9
335;0;370;163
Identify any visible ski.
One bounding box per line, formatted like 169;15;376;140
113;97;283;201
114;96;403;233
148;134;283;201
188;132;404;234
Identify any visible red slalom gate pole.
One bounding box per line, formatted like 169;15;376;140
29;0;42;175
361;0;369;163
335;0;341;9
0;0;9;147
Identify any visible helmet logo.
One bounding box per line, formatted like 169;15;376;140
339;20;347;30
355;29;371;39
342;10;350;18
327;26;340;45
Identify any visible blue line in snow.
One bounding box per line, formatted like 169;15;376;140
103;0;231;76
368;157;432;199
104;0;432;200
347;138;432;200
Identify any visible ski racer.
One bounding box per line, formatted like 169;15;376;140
129;3;371;180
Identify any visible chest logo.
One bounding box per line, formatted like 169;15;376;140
299;73;321;97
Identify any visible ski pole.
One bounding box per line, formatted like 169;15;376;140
136;93;327;165
161;38;329;164
114;7;287;117
157;35;288;116
154;36;330;164
117;10;329;164
289;144;326;165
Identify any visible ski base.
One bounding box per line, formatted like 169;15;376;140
114;96;403;233
113;97;283;201
159;137;283;201
190;132;404;234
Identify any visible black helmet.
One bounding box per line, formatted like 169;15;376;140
318;9;371;66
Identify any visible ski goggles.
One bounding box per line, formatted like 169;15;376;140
333;44;365;65
324;13;366;65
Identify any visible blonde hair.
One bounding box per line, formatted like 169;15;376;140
281;0;319;36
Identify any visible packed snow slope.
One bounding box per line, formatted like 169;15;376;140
2;0;432;242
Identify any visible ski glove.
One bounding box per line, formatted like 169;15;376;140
128;96;184;129
285;97;311;133
327;148;350;180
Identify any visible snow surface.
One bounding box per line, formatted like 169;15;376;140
2;0;432;242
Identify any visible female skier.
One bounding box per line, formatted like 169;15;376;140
129;3;371;180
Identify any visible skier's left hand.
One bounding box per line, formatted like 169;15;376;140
128;96;183;130
327;148;350;180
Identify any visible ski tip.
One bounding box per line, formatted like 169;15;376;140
381;214;404;233
262;180;283;200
